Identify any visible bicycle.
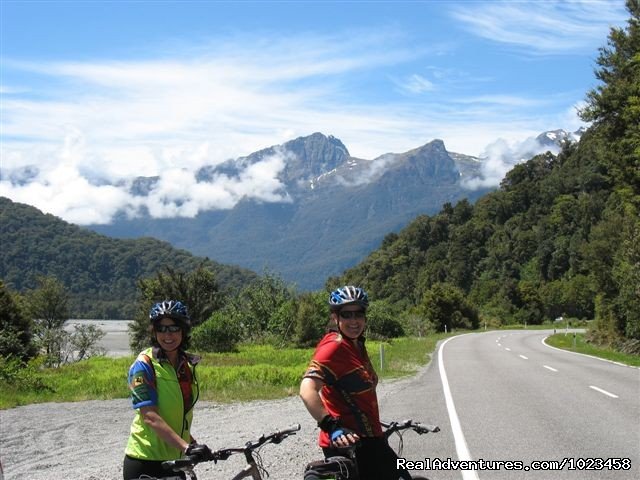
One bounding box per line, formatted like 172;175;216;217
303;419;440;480
136;423;301;480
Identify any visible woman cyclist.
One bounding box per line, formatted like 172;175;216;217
300;286;401;479
123;300;211;480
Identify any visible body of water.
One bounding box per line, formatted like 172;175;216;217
64;319;133;357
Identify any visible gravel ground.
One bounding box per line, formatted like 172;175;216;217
0;363;436;480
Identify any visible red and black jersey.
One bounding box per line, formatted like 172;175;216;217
303;331;382;447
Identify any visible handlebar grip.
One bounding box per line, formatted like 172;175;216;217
211;449;234;461
268;423;301;444
279;423;301;436
415;423;440;434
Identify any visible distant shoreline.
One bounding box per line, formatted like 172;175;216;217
64;319;133;357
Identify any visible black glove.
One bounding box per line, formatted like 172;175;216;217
318;415;355;443
185;442;212;462
318;414;341;434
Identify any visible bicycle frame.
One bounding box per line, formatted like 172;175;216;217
231;463;262;480
228;460;261;480
217;445;273;480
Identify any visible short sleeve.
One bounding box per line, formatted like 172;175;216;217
128;355;157;409
303;334;346;385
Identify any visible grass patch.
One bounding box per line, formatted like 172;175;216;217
1;336;446;409
546;333;640;367
372;333;450;378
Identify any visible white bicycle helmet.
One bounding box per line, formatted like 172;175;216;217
328;285;369;311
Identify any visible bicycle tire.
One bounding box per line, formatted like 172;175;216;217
409;476;430;480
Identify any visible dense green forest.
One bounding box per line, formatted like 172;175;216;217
332;2;639;348
0;198;257;319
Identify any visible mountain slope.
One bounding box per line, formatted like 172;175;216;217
0;197;257;318
90;134;495;289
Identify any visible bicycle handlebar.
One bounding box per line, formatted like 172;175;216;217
161;424;301;472
250;423;302;447
381;419;440;436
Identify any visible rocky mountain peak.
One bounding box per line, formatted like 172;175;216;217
280;132;350;182
196;132;350;188
535;128;585;149
395;139;460;184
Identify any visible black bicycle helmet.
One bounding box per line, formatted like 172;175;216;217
328;285;369;311
149;300;190;323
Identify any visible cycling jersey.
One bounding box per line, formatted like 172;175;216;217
125;347;200;461
303;331;382;447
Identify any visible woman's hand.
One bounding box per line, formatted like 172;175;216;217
140;406;190;453
330;427;360;448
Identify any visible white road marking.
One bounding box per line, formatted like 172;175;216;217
438;336;480;480
519;355;528;360
541;336;639;369
505;347;511;351
543;365;558;372
589;385;619;398
497;343;501;347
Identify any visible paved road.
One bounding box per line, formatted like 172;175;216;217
382;330;640;480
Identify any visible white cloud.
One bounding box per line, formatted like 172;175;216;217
451;0;627;54
398;74;435;94
0;141;290;224
463;137;543;190
454;94;547;108
462;128;583;191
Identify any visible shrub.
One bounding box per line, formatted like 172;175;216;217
418;282;479;332
0;355;52;392
293;291;328;347
192;311;242;352
366;300;404;339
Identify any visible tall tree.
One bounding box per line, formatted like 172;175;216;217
0;281;37;360
129;265;224;351
578;1;640;343
579;0;640;190
25;276;70;366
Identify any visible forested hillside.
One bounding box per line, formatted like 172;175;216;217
0;198;257;319
332;2;639;347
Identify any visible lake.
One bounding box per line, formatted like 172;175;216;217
64;319;133;357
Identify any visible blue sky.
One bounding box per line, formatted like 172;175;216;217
0;0;630;224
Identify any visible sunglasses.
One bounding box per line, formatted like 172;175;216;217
155;324;182;333
338;310;366;320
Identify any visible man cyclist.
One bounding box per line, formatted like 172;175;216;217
300;286;400;479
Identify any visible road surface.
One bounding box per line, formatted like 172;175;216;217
385;330;640;480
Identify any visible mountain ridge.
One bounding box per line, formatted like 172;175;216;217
88;129;580;289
